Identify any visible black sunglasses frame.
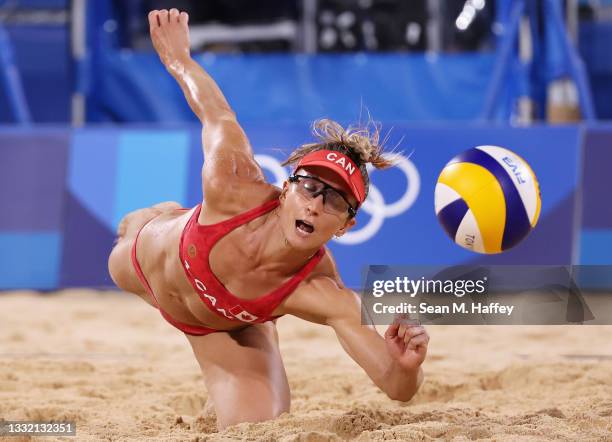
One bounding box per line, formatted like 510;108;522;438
288;174;357;218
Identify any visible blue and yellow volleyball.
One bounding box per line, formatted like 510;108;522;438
434;146;541;254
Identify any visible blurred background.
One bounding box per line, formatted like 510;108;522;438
1;0;611;290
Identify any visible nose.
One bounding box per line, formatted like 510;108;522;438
306;193;325;214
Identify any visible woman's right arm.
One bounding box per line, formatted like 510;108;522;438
283;276;427;402
148;9;269;212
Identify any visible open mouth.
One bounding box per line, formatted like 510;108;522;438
295;220;315;235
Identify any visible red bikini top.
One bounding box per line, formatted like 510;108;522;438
179;198;325;324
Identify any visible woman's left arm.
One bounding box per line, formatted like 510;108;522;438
284;277;428;402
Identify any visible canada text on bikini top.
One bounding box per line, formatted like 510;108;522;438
179;199;325;324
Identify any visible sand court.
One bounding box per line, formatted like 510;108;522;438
1;290;611;441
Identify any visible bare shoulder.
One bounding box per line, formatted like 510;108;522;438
305;245;344;285
199;118;279;217
199;182;281;225
281;246;360;324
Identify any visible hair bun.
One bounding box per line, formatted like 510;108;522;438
311;118;395;170
281;118;400;201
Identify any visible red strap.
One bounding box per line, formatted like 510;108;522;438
130;227;159;308
206;199;280;234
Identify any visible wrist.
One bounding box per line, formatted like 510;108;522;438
383;361;422;402
388;358;421;377
166;54;192;76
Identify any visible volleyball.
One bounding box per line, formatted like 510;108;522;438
434;146;541;254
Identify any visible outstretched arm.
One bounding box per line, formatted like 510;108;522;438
148;8;230;123
284;277;428;401
148;9;266;211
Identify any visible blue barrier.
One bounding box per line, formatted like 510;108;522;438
88;52;497;123
0;123;610;290
0;25;31;123
0;24;70;123
0;128;68;288
579;22;612;119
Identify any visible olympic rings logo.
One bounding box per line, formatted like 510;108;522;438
254;154;420;245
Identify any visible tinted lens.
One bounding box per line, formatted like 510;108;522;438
323;190;349;213
295;177;348;215
300;177;323;195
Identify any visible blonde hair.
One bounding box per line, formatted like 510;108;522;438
282;118;397;201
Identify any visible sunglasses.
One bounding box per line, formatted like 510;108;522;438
288;174;357;218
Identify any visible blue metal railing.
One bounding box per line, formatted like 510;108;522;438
0;22;31;124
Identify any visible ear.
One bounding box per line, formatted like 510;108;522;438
335;217;356;237
279;180;289;201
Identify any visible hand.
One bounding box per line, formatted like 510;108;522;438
148;9;191;69
384;317;429;370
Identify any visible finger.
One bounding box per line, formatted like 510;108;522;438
388;314;417;339
159;9;168;24
406;334;429;350
400;318;421;326
393;313;420;327
148;10;160;29
403;327;427;345
404;326;426;339
385;322;401;339
398;323;409;339
391;313;418;325
169;8;179;22
180;11;189;24
394;312;410;321
409;332;430;347
148;10;157;28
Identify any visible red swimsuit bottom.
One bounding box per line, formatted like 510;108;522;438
131;217;219;336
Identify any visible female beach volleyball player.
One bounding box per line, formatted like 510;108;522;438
108;8;429;429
